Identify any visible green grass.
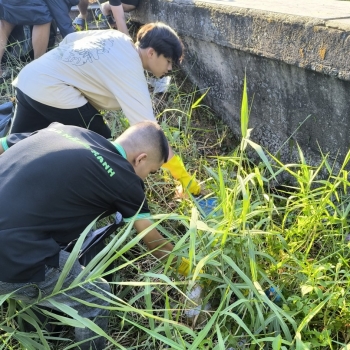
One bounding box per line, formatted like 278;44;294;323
1;33;350;350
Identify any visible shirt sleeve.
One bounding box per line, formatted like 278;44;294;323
115;180;152;222
110;0;122;6
0;133;32;151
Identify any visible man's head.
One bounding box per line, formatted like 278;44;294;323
136;22;184;78
116;121;169;180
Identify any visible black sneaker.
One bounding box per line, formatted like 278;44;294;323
94;8;116;25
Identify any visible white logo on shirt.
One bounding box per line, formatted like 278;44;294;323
52;38;114;66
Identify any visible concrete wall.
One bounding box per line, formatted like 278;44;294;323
131;0;350;169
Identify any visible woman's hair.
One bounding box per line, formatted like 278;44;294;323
136;22;184;65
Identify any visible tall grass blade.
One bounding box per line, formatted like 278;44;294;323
53;214;103;293
241;73;249;138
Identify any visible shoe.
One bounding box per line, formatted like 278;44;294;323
94;8;116;26
72;17;87;31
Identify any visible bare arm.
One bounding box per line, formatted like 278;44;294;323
0;142;4;155
134;219;194;277
134;219;174;260
167;144;174;161
111;4;129;36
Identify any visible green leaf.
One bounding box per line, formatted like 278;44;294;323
45;300;127;350
272;334;283;350
53;213;104;293
240;73;249;138
191;89;210;109
188;298;223;349
144;278;155;331
300;285;314;296
20;313;51;349
295;294;332;335
245;139;277;181
214;324;225;349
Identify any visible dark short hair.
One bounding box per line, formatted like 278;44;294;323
124;121;169;163
136;22;184;65
158;128;169;164
146;122;169;163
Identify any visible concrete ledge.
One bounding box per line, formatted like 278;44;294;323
132;0;350;81
130;0;350;171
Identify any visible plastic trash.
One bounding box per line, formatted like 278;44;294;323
148;76;172;93
196;197;218;217
184;285;211;318
264;287;282;305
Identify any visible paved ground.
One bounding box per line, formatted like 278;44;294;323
71;0;350;31
202;0;350;30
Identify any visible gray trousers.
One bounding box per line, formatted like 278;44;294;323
0;250;110;350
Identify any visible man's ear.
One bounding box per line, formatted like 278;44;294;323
146;47;156;59
134;153;147;167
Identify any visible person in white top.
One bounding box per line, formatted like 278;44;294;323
11;22;201;195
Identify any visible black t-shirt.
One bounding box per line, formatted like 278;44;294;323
0;123;149;283
110;0;140;8
110;0;122;6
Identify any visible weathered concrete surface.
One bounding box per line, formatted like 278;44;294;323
130;0;350;170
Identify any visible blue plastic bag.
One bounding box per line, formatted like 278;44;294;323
196;197;219;217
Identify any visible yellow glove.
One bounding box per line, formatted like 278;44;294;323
177;257;191;276
162;155;201;195
176;257;204;277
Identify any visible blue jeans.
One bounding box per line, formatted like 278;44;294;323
0;250;110;350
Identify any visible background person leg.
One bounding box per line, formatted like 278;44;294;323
73;0;89;30
78;0;89;19
32;22;51;59
0;20;15;77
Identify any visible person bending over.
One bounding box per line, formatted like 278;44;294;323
0;121;195;349
11;22;201;194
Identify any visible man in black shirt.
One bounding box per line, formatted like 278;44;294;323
0;121;179;349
